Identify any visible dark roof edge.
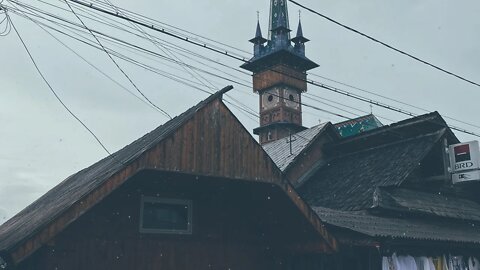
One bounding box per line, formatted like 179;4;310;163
371;187;480;222
222;100;339;252
337;129;446;163
297;129;446;190
0;86;234;255
336;112;448;144
283;122;340;174
334;114;381;127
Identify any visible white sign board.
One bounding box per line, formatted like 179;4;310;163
449;141;480;173
452;170;480;184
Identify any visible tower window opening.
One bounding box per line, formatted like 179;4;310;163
268;95;274;102
289;94;295;101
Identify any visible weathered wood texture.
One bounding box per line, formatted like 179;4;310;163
17;172;328;270
6;97;336;265
253;65;307;92
142;99;282;182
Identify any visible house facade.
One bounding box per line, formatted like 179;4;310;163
0;87;337;270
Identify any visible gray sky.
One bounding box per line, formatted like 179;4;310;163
0;0;479;223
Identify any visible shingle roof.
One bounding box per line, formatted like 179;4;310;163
0;87;233;252
373;188;480;222
298;131;444;210
263;123;328;171
314;207;480;244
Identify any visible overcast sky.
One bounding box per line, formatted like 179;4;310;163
0;0;479;223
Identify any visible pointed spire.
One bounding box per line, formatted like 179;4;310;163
249;16;267;45
268;0;291;37
291;19;309;44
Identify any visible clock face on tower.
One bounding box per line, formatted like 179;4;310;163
284;88;300;110
261;88;280;110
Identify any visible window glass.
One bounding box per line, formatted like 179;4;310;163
140;197;192;234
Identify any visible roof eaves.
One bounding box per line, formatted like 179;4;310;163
0;86;233;255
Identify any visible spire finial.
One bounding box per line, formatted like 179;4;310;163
257;11;260;22
299;10;301;20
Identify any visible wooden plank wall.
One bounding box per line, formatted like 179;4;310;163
253;65;307;92
16;173;324;270
8;98;285;264
143;99;283;183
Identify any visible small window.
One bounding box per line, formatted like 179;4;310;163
140;197;192;234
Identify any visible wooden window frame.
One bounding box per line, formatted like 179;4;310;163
139;196;193;235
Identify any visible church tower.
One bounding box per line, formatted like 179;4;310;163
241;0;318;145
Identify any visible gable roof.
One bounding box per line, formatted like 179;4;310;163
0;86;234;255
298;130;445;211
314;206;480;244
373;187;480;222
262;123;329;171
0;86;337;264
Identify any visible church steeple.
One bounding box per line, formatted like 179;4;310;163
269;0;291;49
241;0;319;145
291;19;309;56
268;0;290;37
249;20;268;56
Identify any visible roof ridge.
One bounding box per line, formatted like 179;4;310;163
332;129;445;160
337;111;445;142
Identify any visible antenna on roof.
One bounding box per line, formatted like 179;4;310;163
286;131;297;155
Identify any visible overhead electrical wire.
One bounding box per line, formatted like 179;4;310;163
23;0;476;128
8;0;260;119
10;6;165;113
5;0;480;137
6;13;111;155
63;0;173;120
308;72;480;130
6;0;475;133
100;0;218;93
4;0;364;122
58;0;480;133
86;0;252;57
289;0;480;89
7;3;261;124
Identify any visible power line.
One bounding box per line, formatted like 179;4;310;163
101;0;219;92
11;5;161;113
6;0;480;138
289;0;480;89
5;0;380;124
7;14;111;155
22;0;480;138
63;0;173;120
18;0;480;132
308;72;480;130
8;3;262;124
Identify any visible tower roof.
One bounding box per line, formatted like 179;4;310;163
241;0;318;72
249;20;268;44
268;0;291;37
291;19;310;43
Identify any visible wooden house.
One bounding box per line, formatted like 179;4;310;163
263;112;480;269
0;87;338;270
